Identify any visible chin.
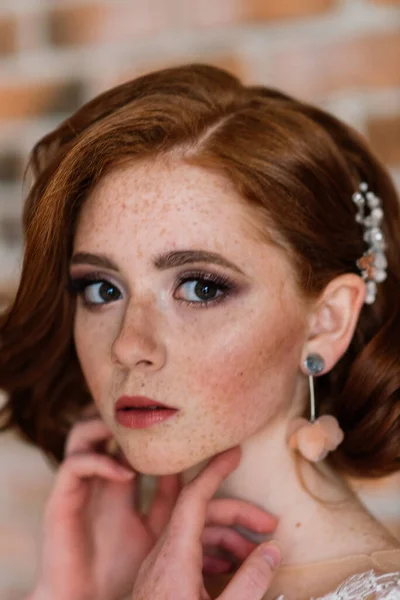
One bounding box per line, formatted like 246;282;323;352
120;443;213;477
121;449;198;476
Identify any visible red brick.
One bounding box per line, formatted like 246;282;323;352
172;0;336;29
48;1;173;46
0;16;18;55
0;80;84;119
366;114;400;166
48;4;105;45
241;0;337;22
269;30;400;100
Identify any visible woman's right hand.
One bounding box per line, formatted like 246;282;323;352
28;410;277;600
28;411;180;600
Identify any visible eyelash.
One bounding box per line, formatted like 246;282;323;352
66;270;236;310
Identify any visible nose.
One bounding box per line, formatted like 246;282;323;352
111;300;166;372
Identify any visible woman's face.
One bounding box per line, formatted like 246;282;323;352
71;158;310;475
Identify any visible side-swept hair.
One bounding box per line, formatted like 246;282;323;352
1;64;399;475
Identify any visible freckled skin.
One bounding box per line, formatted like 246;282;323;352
72;158;309;475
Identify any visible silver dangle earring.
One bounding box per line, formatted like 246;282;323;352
287;353;344;462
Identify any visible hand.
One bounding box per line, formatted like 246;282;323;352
29;411;181;600
30;411;277;600
131;446;282;600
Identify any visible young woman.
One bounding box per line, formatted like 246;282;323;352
1;63;399;600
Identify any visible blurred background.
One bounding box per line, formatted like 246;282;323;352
0;0;399;598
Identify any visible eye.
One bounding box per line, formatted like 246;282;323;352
174;271;235;307
84;281;121;304
67;277;122;306
179;279;222;302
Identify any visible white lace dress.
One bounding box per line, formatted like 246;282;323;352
276;569;400;599
204;549;400;600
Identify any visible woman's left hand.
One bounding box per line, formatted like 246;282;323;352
131;445;281;600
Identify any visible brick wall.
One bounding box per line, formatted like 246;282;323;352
0;0;399;598
1;0;400;289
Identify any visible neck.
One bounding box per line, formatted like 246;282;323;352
181;418;397;565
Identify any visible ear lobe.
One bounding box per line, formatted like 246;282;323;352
303;274;366;374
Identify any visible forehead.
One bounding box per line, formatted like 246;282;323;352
74;158;266;245
73;158;303;310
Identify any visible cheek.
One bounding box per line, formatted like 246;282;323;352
130;311;305;475
184;310;304;437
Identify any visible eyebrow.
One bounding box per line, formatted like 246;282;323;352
70;249;246;276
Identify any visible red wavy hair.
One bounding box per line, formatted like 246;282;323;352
0;64;399;476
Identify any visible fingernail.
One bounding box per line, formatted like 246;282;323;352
260;541;281;569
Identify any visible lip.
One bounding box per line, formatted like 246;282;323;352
115;395;179;430
115;395;177;410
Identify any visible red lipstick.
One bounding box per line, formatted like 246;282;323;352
115;395;179;429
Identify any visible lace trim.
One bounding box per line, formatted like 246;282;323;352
275;569;400;600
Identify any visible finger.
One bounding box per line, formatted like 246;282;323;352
147;474;182;536
64;418;114;457
217;542;281;600
168;447;242;547
206;498;277;533
202;526;257;562
203;554;233;575
46;452;136;518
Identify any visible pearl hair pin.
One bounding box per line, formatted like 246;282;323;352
352;182;387;305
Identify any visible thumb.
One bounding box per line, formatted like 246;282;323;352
217;541;281;600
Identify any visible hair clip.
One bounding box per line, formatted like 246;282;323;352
352;182;387;304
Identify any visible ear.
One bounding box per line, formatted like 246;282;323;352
301;274;366;374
